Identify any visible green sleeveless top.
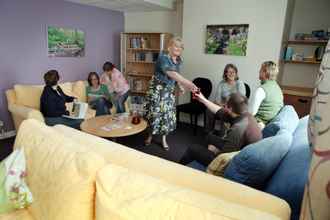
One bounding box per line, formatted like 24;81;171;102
255;80;283;124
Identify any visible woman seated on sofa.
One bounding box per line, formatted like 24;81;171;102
180;92;262;167
86;72;112;116
100;62;130;113
40;70;82;129
205;63;246;134
248;61;284;129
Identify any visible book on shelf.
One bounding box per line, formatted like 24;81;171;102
145;52;153;62
152;52;159;62
130;37;149;49
129;78;142;92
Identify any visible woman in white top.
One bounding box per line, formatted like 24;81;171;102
205;64;246;134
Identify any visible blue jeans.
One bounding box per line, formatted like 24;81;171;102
45;117;83;130
113;91;129;113
89;98;112;116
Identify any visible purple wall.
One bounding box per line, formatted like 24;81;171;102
0;0;124;131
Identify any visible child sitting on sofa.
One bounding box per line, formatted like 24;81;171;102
180;92;262;167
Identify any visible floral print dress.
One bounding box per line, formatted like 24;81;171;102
145;53;182;135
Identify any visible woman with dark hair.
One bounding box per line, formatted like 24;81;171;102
40;70;82;129
205;63;246;134
100;62;129;113
86;72;112;116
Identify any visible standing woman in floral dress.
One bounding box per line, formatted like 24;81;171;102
144;37;198;150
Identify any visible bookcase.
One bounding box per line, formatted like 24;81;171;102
120;33;172;111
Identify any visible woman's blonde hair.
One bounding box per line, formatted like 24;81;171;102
262;61;279;80
168;36;184;50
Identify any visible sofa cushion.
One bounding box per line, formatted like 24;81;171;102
262;105;299;138
224;132;293;189
96;164;281;220
14;83;74;110
58;82;73;96
265;116;311;220
72;81;87;102
14;119;106;220
14;85;43;109
207;151;239;177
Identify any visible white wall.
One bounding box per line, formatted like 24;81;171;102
181;0;289;105
289;0;330;39
281;0;330;88
124;0;182;35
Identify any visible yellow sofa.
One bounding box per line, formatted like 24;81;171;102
5;81;126;131
0;119;291;220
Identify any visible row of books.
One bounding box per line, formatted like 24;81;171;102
130;37;149;49
128;78;148;92
133;52;159;62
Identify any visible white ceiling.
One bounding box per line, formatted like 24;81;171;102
65;0;176;12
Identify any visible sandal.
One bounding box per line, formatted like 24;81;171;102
144;135;152;146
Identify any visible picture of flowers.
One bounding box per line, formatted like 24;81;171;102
206;24;249;56
48;26;85;57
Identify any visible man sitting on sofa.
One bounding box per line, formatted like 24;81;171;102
180;92;262;167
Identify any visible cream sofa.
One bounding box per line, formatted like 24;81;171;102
5;81;95;131
0;119;291;220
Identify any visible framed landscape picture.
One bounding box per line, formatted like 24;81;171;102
206;24;249;56
47;26;85;57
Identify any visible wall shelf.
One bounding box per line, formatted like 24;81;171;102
130;90;147;95
283;60;321;65
127;72;153;78
127;48;161;51
127;61;155;64
286;40;328;45
281;85;314;97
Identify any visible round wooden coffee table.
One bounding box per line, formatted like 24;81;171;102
80;114;147;138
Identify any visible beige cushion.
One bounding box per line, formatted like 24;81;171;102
207;151;239;176
72;81;87;102
58;82;73;96
14;85;43;109
96;164;281;220
14;119;106;220
13;83;74;110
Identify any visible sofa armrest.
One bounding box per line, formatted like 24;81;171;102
8;104;44;122
5;89;16;105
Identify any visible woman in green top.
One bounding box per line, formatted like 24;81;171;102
86;72;112;116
